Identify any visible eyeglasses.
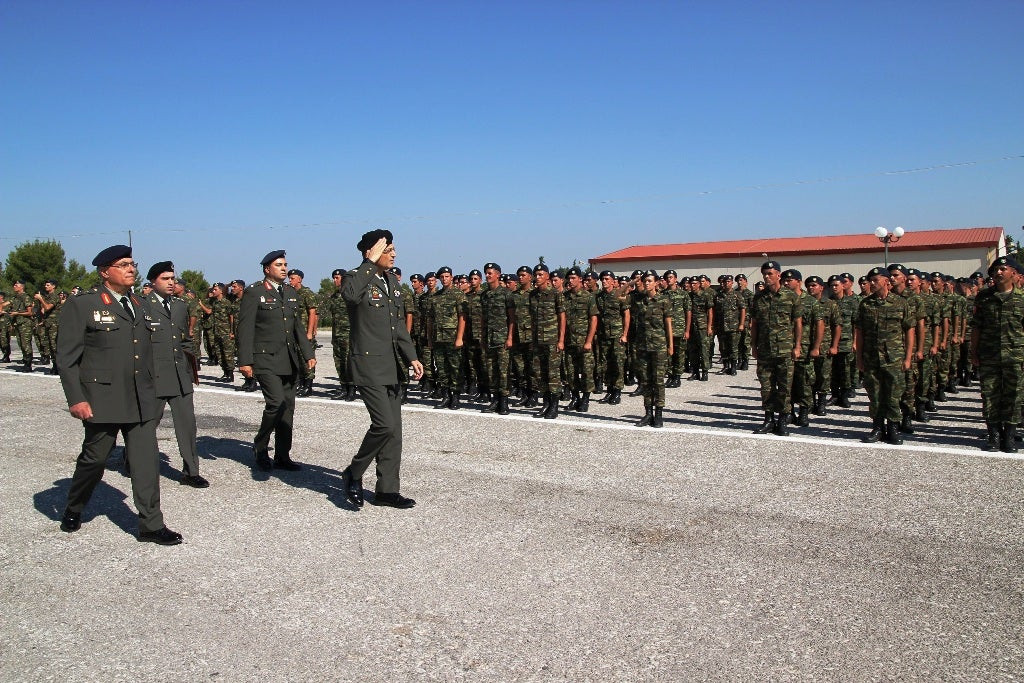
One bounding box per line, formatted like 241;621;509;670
109;261;138;270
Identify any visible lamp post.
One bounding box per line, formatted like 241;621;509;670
874;226;905;267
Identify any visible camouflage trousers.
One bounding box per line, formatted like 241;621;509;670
863;359;904;422
333;333;351;384
596;337;626;390
687;329;711;372
916;354;936;401
791;359;814;410
433;342;463;390
42;318;58;359
510;342;532;392
483;345;510;396
668;335;686;377
302;336;316;380
717;330;739;365
936;345;952;386
212;332;235;374
464;342;485;389
637;347;667;408
831;351;853;392
564;345;595;393
202;325;218;363
900;357;919;412
755;354;794;414
812;354;832;394
416;336;433;381
738;328;751;363
531;343;562;394
11;319;33;360
978;362;1024;423
0;318;10;356
34;323;50;358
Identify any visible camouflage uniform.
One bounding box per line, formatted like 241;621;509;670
328;288;352;385
750;286;803;417
896;287;925;417
8;291;35;362
633;293;672;411
563;288;598;395
664;285;690;382
832;294;859;399
200;296;217;364
479;284;514;398
429;285;466;391
737;286;755;368
462;288;485;392
529;285;564;394
595;289;628;394
294;286;319;382
210;297;235;377
414;289;434;384
790;292;818;417
916;288;941;407
0;296;11;360
39;290;62;363
856;293;913;423
688;287;714;378
510;284;534;396
811;295;840;408
973;285;1024;425
714;286;746;373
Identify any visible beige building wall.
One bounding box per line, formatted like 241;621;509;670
593;246;998;284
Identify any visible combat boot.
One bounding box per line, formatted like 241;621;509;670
836;390;851;409
738;358;749;371
434;388;451;410
345;385;357;401
862;417;884;443
49;364;59;375
594;378;604;394
497;396;510;415
629;383;644;396
40;355;50;365
448;392;461;410
560;386;571;401
607;388;622;405
925;392;938;412
567;390;580;411
523;391;539;408
884;420;903;445
812;392;827;416
481;396;499;413
699;369;708;382
1;352;9;362
652;406;664;428
984;424;1001;452
578;392;590;413
532;394;550;418
400;385;409;404
754;412;774;434
935;386;947;402
899;409;915;434
1001;423;1018;454
429;384;444;399
797;405;810;428
544;394;559;419
773;413;789;436
625;372;635;386
915;402;929;422
639;407;654;427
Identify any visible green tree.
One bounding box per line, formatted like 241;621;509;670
317;277;335;327
4;239;67;290
180;269;209;295
1006;234;1019;257
63;259;100;291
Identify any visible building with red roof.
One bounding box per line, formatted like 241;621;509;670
590;227;1005;281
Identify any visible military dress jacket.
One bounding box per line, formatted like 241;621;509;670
236;280;314;376
56;289;160;424
142;293;194;398
342;260;418;386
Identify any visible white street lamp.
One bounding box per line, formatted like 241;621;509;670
874;226;905;266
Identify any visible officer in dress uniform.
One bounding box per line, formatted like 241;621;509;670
56;245;183;545
236;250;316;472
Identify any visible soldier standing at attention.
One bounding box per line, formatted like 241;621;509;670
971;256;1024;452
714;274;745;376
209;283;236;383
143;262;209;488
35;279;61;371
735;274;755;370
662;270;690;387
288;269;319;397
596;271;629;405
688;275;714;381
562;266;598;413
391;266;415;404
427;266;466;410
415;272;436;394
328;268;355;401
9;280;35;372
828;275;855;408
478;263;515;415
510;266;536;406
806;275;840;417
0;291;11;362
855;267;915;445
56;245;182;545
749;261;803;436
462;269;486;401
888;264;926;434
236;251;316;471
782;269;817;428
200;288;217;366
632;271;673;428
529;263;566;419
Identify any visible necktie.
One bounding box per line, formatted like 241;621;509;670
120;296;135;321
163;300;171;317
277;285;283;296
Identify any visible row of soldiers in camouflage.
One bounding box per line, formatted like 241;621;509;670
0;279;65;374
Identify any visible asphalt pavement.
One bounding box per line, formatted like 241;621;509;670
2;346;1022;681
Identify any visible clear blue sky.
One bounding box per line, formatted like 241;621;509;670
2;0;1021;281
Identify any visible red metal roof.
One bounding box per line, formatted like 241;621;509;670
591;227;1004;264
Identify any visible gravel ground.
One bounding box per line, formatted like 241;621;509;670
2;346;1022;681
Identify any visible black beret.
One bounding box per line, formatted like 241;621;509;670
584;271;597;280
760;260;782;272
516;265;532;275
410;273;424;282
287;269;304;279
735;274;748;281
356;229;393;253
780;269;802;281
331;269;345;277
231;279;245;288
12;279;26;285
145;261;174;281
905;268;921;278
45;278;59;286
599;270;614;278
261;250;285;267
468;269;481;277
700;274;710;281
858;275;869;284
566;266;582;278
718;274;733;282
425;271;437;279
212;282;226;290
643;269;659;279
436;266;452;276
841;272;854;281
988;256;1023;275
92;244;132;267
551;269;566;278
630;270;643;278
866;267;890;280
664;269;677;278
805;275;824;287
533;263;549;273
970;272;984;279
617;276;629;283
483;262;501;272
887;264;909;278
390;267;402;276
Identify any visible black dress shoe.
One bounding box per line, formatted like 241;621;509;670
138;527;183;545
341;468;364;507
372;492;416;509
274;457;302;471
180;474;210;488
255;450;274;471
60;509;81;533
